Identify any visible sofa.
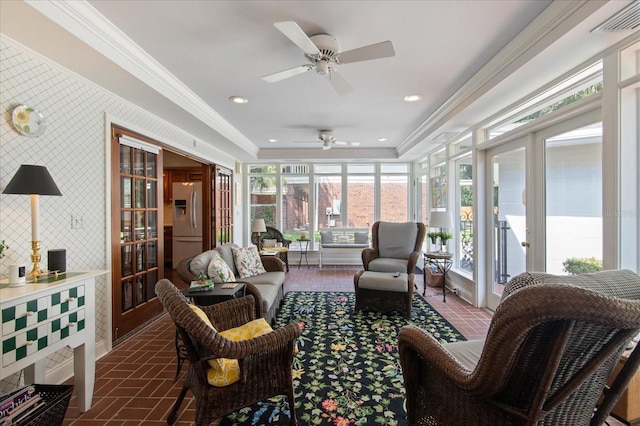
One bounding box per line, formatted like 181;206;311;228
319;227;370;268
176;243;285;323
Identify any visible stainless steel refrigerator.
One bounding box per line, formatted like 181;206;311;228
172;181;203;266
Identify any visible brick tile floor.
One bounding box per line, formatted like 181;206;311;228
61;265;624;425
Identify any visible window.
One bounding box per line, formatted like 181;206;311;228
457;156;473;273
380;164;409;222
347;164;374;228
314;164;342;231
281;164;309;241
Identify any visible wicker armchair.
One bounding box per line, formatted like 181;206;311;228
156;279;301;425
398;270;640;426
251;226;291;271
362;221;426;274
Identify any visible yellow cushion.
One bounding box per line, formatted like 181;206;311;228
208;318;273;387
188;304;216;330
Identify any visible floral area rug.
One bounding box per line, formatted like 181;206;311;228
220;291;465;426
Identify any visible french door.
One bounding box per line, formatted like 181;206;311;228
486;140;528;309
213;165;233;246
110;127;164;342
485;111;602;311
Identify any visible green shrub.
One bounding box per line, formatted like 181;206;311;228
562;257;602;275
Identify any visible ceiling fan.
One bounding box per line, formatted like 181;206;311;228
296;130;361;150
263;21;395;95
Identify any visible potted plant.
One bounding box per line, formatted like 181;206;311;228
439;232;453;252
427;232;440;245
0;240;7;259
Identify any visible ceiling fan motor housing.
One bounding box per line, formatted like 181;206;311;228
307;34;340;60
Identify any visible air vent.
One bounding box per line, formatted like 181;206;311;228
592;1;640;32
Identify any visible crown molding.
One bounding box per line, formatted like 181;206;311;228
396;0;607;156
25;0;258;157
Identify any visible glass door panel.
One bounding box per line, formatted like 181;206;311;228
488;144;526;309
545;123;602;274
111;129;163;342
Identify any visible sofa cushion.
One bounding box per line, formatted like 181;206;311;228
320;231;333;244
240;271;285;287
189;250;217;278
443;340;485;371
368;258;409;273
354;231;369;244
233;246;267;278
378;222;418;259
207;251;236;283
214;243;239;277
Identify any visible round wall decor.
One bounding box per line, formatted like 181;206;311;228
11;104;47;137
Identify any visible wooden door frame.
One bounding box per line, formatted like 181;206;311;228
110;125;164;342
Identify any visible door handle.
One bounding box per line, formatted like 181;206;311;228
521;241;530;247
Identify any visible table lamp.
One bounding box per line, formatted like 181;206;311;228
429;211;453;253
252;218;267;251
2;165;62;278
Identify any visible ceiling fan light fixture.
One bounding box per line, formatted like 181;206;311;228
229;96;248;104
316;60;330;76
322;140;332;150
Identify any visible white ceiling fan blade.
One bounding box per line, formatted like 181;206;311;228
262;65;312;83
274;21;321;56
337;41;395;64
326;69;353;95
334;141;360;146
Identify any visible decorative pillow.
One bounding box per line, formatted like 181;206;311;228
188;304;215;330
320;231;333;244
207;318;273;387
355;231;369;244
189;250;217;277
263;239;277;248
232;246;267;278
207;251;236;283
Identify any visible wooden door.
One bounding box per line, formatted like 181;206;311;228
213;165;233;246
110;126;164;343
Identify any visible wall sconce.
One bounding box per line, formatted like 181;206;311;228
2;165;62;278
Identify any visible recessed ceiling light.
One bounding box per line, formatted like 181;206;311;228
229;96;248;104
403;94;422;102
378;137;388;142
268;138;277;143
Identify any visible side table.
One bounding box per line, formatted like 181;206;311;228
424;252;453;302
297;239;310;268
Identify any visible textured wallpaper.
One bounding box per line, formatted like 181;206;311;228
0;36;232;390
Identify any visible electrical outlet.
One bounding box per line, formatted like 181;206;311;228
71;214;84;229
452;288;459;295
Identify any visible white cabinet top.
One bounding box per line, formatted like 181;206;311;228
0;270;107;304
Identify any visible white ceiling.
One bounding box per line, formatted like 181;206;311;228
1;0;637;162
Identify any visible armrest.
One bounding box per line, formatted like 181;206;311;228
176;258;196;286
227;322;302;359
399;325;480;392
361;248;379;270
407;251;421;274
260;255;285;272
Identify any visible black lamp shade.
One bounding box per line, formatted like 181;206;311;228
2;165;62;196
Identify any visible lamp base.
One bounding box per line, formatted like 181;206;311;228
30;240;45;279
